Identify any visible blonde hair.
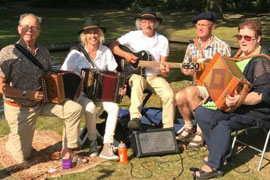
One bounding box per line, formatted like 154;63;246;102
79;28;104;45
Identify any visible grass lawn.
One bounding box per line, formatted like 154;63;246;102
1;4;270;180
0;5;270;48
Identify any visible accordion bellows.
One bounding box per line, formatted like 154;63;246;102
200;53;251;110
40;71;82;104
81;68;125;103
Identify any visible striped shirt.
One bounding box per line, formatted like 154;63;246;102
183;35;231;63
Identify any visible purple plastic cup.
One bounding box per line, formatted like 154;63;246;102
62;158;72;169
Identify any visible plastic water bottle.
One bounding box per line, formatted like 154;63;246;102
118;141;128;164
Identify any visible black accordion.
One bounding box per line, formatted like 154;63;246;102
40;70;82;104
81;68;125;103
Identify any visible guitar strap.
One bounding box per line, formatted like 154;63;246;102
193;38;205;58
15;43;47;72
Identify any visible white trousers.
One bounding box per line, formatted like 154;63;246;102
77;95;119;144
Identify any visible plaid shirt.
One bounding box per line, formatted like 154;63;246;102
183;35;231;63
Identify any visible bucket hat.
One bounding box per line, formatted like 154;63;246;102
78;17;106;34
135;7;162;23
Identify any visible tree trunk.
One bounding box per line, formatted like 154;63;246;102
206;0;224;20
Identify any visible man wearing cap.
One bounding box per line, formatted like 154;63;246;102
110;7;175;130
175;12;231;148
0;13;85;164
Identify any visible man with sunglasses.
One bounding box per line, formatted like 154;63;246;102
175;12;231;148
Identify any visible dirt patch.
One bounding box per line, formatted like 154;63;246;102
0;130;104;180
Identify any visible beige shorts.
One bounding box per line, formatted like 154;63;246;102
197;85;209;99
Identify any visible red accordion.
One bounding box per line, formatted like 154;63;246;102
200;53;252;111
40;70;83;104
81;68;125;103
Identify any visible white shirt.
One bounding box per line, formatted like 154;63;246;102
117;30;169;76
61;44;118;75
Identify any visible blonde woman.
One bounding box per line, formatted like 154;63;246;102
62;18;125;160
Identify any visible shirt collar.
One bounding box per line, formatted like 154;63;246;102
17;39;39;55
198;35;214;49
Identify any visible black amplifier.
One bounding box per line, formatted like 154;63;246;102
129;128;179;157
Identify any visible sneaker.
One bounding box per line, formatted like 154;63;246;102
99;143;119;160
88;139;98;157
127;118;141;130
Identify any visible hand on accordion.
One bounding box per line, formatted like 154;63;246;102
225;91;241;108
28;87;45;101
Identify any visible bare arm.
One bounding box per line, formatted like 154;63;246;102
109;40;138;64
225;91;262;108
242;92;262;105
0;77;45;101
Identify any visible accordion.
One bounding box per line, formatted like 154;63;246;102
40;70;83;104
81;68;125;103
200;53;252;111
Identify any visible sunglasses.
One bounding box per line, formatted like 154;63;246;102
237;35;257;41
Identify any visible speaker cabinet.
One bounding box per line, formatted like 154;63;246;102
129;128;179;157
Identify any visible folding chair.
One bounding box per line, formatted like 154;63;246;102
78;110;105;147
230;127;270;171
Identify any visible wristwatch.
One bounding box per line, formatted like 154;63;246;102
22;90;27;98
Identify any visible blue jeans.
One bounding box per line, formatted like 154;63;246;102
194;105;253;169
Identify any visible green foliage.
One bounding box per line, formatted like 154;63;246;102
4;0;270;12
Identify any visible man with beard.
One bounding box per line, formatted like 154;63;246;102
110;7;175;130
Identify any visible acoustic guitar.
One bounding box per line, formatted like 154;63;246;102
114;45;205;78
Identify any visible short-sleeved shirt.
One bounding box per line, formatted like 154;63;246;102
61;44;118;75
0;40;51;106
117;30;169;76
183;35;231;63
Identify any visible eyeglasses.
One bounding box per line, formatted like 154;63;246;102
196;23;212;27
237;35;257;41
20;25;40;31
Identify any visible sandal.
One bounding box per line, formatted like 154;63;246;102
176;127;195;142
187;132;204;148
190;165;224;179
71;152;89;164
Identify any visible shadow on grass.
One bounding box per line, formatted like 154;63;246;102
96;168;115;180
224;128;270;175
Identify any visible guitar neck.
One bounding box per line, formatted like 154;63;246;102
138;60;183;68
138;60;205;71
